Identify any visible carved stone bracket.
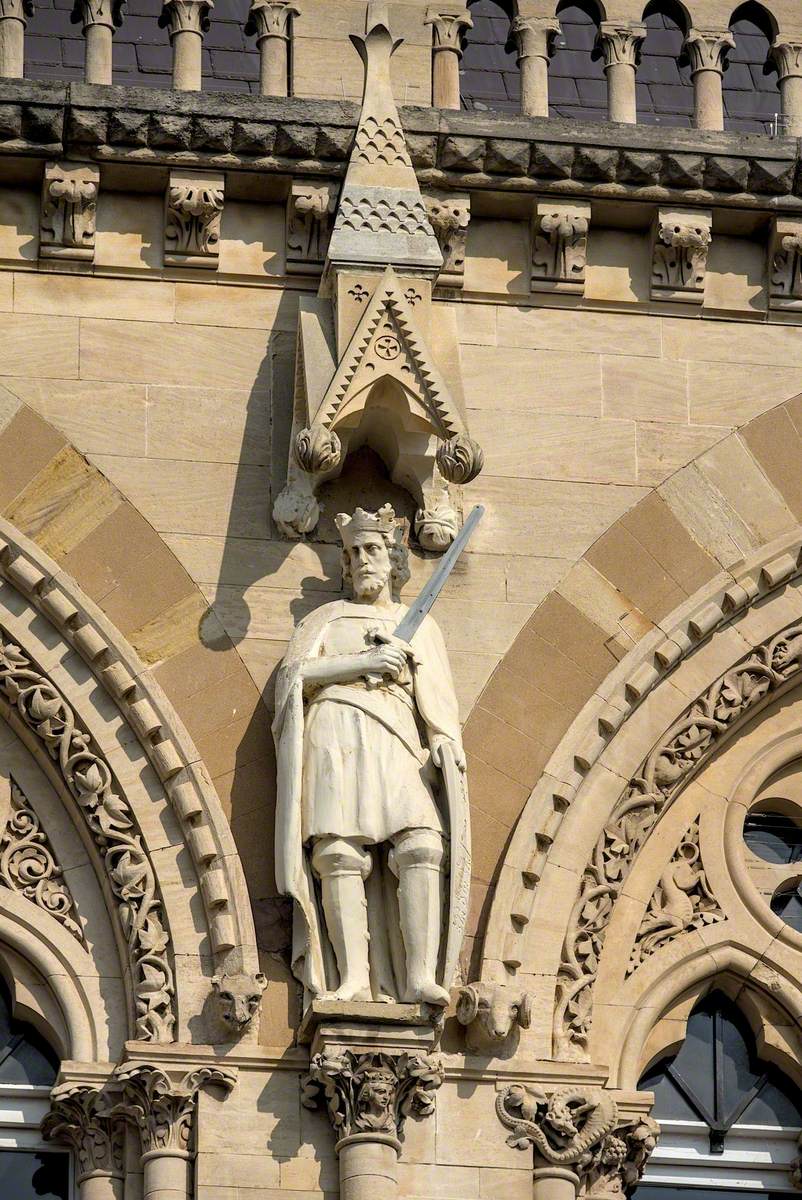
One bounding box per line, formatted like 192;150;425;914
650;207;712;303
424;190;470;289
770;216;802;309
212;970;267;1031
43;1083;125;1185
164;169;224;268
113;1061;236;1155
531;199;590;294
40;160;99;262
286;179;338;274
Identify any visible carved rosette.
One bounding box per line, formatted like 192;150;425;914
651;208;712;303
425;5;472;56
683;28;735;76
164;170;224;268
245;0;297;42
770;217;802;309
596;22;646;70
43;1084;125;1183
301;1051;444;1146
71;0;125;31
286;180;338;274
158;0;211;37
531;200;590;294
40;161;99;262
113;1063;236;1156
424;191;470;288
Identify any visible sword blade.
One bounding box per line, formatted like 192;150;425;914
393;505;484;643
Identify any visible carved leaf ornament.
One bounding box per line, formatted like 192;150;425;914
556;621;802;1058
0;627;175;1042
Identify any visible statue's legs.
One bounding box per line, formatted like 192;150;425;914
390;828;450;1006
312;836;372;1002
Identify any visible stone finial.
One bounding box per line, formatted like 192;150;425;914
244;0;298;95
650;207;712;303
456;982;533;1055
683;27;735;75
769;216;802;309
40;161;99;262
212;971;267;1030
511;15;561;116
325;1;442;274
113;1063;236;1155
424;191;470;288
286;180;338;274
301;1050;444;1144
164;170;224;268
531;199;590;295
42;1084;125;1184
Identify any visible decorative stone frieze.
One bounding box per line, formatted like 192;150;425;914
1;777;84;944
164;169;224;268
424;189;470;288
244;0;298;96
39;160;99;261
769;216;802;309
286;179;338;274
511;14;561;117
211;970;267;1030
456;982;533;1055
650;207;712;303
43;1083;125;1187
531;199;590;294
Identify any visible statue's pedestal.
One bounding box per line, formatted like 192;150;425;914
301;1003;445;1200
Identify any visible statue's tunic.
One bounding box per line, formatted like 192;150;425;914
273;598;462;996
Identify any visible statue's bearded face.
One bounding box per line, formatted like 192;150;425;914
347;532;392;601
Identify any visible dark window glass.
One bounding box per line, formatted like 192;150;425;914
0;978;59;1086
635;1188;789;1200
743;811;802;865
771;881;802;933
0;1150;68;1200
638;992;802;1153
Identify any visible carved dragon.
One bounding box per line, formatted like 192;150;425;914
496;1083;618;1164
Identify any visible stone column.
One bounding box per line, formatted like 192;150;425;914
597;22;646;123
683;28;734;131
0;0;32;77
71;0;124;84
114;1063;236;1200
511;15;560;117
158;0;212;90
773;38;802;136
301;1022;444;1200
425;4;472;110
244;0;297;96
43;1084;125;1200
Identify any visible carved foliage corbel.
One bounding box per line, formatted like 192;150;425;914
301;1050;444;1144
650;207;712;303
769;216;802;309
286;180;338;274
531;199;590;294
424;190;470;289
164;169;225;269
40;161;99;262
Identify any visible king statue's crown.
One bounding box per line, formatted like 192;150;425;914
335;504;401;547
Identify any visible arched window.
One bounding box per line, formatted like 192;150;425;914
549;0;605;120
460;0;519;112
724;2;780;133
634;992;802;1198
637;1;693;126
0;977;67;1200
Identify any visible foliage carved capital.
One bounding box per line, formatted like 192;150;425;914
43;1084;125;1181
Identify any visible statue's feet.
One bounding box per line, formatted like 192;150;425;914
328;983;373;1003
406;982;451;1007
374;991;396;1004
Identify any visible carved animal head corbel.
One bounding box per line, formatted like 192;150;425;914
456;982;533;1054
212;972;267;1031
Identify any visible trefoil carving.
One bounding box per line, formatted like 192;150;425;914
651;208;712;303
286;180;338;275
40;161;99;262
164;170;224;269
531;200;590;294
424;190;470;289
627;817;723;976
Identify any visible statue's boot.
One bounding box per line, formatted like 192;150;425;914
393;829;450;1007
312;837;372;1002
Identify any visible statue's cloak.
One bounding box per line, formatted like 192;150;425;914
272;598;466;998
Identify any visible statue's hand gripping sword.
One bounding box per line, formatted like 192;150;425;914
365;504;484;686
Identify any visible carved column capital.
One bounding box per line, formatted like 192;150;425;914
244;0;297;42
164;169;224;268
531;199;590;294
650;207;712;303
769;216;802;309
683;27;735;76
596;21;646;69
581;1115;661;1199
772;36;802;80
425;4;472;55
42;1084;125;1183
511;14;560;63
286;179;338;274
40;160;99;262
71;0;123;30
424;190;470;288
158;0;211;38
0;0;32;22
302;1050;444;1146
113;1062;236;1156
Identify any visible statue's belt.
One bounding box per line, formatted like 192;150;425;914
307;683;428;763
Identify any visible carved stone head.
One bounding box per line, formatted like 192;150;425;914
456;982;533;1054
336;505;410;600
212;972;267;1030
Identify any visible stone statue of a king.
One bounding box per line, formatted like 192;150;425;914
273;504;468;1008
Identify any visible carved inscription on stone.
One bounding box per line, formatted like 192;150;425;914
531;200;590;294
286;180;338;274
651;207;712;303
40;161;99;261
164;169;224;268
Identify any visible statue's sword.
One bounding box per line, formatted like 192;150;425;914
393;503;485;643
